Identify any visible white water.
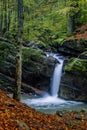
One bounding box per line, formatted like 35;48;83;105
50;54;64;97
22;53;84;114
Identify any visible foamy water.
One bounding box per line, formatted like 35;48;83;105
21;53;85;114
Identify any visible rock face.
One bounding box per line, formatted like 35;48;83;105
58;39;87;56
0;42;56;94
58;25;87;102
0;25;87;101
22;48;57;91
59;57;87;102
58;25;87;56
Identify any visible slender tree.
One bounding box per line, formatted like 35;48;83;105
13;0;23;101
3;0;8;34
67;0;80;33
0;0;3;35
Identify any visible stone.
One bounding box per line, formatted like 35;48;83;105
58;39;87;56
59;57;87;102
22;48;57;91
0;42;56;94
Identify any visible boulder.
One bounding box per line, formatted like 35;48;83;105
59;57;87;102
27;40;59;52
58;39;87;56
22;48;57;91
0;43;56;93
25;40;45;50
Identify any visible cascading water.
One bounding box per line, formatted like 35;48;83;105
21;53;83;114
50;54;64;97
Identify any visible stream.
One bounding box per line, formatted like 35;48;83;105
21;53;87;114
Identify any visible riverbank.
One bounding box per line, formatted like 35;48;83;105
0;89;87;130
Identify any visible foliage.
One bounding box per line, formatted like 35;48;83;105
0;0;87;45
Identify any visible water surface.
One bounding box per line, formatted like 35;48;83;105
21;95;87;114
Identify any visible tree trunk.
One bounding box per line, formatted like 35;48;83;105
67;0;79;34
3;0;7;34
13;43;22;101
7;0;12;31
0;0;3;35
68;15;75;33
13;0;23;101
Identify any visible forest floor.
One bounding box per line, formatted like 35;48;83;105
0;89;87;130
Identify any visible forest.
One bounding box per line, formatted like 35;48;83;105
0;0;87;130
0;0;87;42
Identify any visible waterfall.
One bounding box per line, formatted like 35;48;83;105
50;54;64;97
22;53;66;111
22;53;81;114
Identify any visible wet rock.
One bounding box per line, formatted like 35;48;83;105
59;57;87;102
56;111;63;117
75;114;82;120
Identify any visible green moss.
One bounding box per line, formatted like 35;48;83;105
0;41;16;61
22;47;44;64
65;58;87;76
62;38;87;52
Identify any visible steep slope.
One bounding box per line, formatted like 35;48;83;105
0;90;87;130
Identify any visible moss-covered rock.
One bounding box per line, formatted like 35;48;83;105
65;58;87;76
59;57;87;102
0;41;16;61
58;39;87;56
79;51;87;59
22;47;44;64
0;41;56;93
22;47;57;91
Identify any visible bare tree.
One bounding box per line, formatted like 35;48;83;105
13;0;23;101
